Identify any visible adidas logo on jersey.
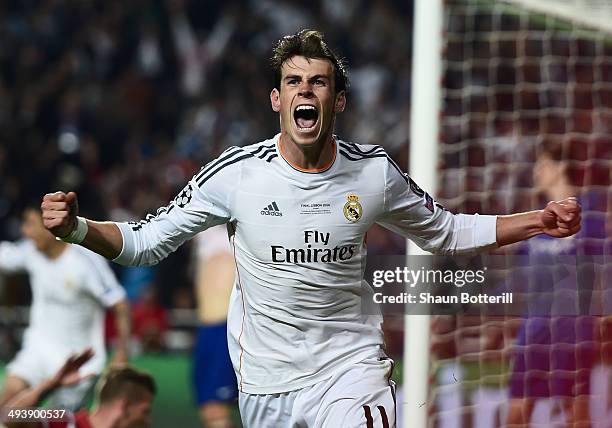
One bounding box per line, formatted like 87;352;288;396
261;201;283;216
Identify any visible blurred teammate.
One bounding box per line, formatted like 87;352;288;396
506;141;604;427
192;226;237;428
2;349;156;428
41;30;582;427
0;206;130;411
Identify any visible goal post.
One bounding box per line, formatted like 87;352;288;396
405;1;444;428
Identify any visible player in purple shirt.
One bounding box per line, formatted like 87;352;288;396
507;141;605;427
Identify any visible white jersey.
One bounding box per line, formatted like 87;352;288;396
114;134;497;394
0;241;125;374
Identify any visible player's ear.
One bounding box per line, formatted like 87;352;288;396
116;398;128;415
270;88;281;112
334;90;346;113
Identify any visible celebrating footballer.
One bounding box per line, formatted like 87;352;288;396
40;30;581;427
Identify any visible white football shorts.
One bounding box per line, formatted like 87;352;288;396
239;356;396;428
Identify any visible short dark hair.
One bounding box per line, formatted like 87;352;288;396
97;366;156;404
537;138;564;161
271;29;349;93
23;203;42;215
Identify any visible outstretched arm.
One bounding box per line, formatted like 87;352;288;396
41;191;123;260
378;157;582;255
43;147;244;266
0;241;31;274
496;197;581;247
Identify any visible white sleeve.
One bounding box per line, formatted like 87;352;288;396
113;147;243;266
0;240;31;273
376;159;498;255
79;249;126;307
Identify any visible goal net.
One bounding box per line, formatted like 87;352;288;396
420;1;612;427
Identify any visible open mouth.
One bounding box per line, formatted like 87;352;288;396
293;105;319;131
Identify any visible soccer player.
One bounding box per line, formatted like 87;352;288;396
0;206;130;411
40;30;582;427
192;226;238;428
2;349;156;428
506;142;603;427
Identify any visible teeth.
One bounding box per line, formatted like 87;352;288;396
296;105;317;111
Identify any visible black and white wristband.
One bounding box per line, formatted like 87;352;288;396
59;216;88;244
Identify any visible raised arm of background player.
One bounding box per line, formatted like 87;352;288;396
110;299;130;366
1;349;94;428
40;156;581;264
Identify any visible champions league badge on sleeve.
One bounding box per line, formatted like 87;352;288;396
174;183;193;208
343;194;363;223
424;193;435;213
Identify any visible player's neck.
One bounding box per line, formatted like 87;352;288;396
546;179;575;201
89;407;121;428
279;132;335;171
43;240;68;260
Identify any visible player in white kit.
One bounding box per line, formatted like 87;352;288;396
40;30;582;427
0;206;130;411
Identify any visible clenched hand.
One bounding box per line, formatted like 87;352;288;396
41;191;79;238
539;197;581;238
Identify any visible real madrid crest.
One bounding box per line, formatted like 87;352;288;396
343;194;363;223
64;276;76;290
